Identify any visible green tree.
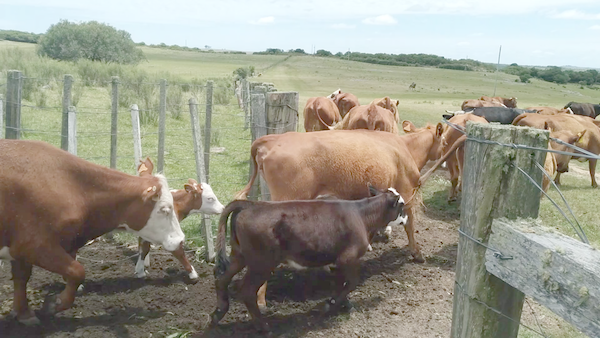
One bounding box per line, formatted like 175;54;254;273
315;49;332;57
37;20;144;64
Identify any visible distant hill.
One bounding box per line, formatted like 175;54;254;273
0;30;41;44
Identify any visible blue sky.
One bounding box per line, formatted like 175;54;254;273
1;0;600;68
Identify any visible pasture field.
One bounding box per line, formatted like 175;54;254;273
0;41;597;337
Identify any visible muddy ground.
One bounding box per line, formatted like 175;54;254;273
0;169;575;338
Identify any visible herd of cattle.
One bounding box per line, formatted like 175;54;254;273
1;89;599;332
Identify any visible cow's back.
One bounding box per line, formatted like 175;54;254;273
303;97;341;132
254;130;417;201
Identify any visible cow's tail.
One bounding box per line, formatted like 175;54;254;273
511;113;528;126
214;200;253;278
233;143;260;200
417;135;467;189
316;106;336;130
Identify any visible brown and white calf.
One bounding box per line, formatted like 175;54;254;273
135;177;224;280
210;186;407;332
0;139;184;325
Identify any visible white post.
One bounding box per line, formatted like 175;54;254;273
67;106;77;155
130;104;142;168
0;95;3;139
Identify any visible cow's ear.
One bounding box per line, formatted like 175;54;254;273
185;179;202;194
575;130;587;143
402;120;415;133
368;183;380;196
436;123;444;137
142;185;160;202
395;99;399;107
543;121;553;132
138;157;154;177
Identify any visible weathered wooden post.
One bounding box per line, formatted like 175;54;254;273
130;104;142;169
0;94;4;139
110;76;119;169
157;79;167;173
61;74;73;151
249;86;267;200
451;123;548;338
5;70;22;139
241;78;249;130
265;91;298;135
67;106;77;155
189;97;215;262
204;80;213;182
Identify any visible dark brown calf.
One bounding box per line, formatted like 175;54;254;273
210;186;406;332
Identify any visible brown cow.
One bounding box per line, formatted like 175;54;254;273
135;159;224;281
539;127;583;193
303;96;342;132
211;186;406;332
526;106;573;115
329;88;360;118
372;96;400;122
334;102;398;133
235;123;443;309
0;140;184;325
461;99;505;111
513;114;599;187
480;95;517;108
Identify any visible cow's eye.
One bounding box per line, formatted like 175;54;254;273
208;197;214;202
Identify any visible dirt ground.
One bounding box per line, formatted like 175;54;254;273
0;169;576;338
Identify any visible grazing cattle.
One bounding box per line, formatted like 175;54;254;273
470;107;537;124
526;106;573;115
372;96;400;122
334;102;398;133
210;186;407;332
480;95;518;108
409;82;417;90
0;140;184;325
513;113;599;187
303;96;342;132
135;159;224;281
329;89;360;118
564;102;600;119
461;99;505;111
235;123;444;308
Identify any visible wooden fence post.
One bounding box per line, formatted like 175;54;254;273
130;104;142;169
5;70;22;140
189;97;215;262
265;91;298;134
451;123;548;338
249;86;267;200
0;94;4;139
157;79;167;173
110;76;119;169
67;106;77;155
241;78;249;130
61;74;73;151
204;80;213;182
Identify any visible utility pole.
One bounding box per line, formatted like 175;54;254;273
493;45;502;96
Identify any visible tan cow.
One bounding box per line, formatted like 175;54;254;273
480;95;517;108
329;89;360;118
303;96;341;132
235;123;444;309
513;113;599;187
0;140;184;325
334;102;398;133
461;99;505;111
526;106;573;115
372;96;400;122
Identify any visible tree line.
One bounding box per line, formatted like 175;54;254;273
501;63;599;86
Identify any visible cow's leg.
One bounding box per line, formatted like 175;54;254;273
447;155;459;202
135;238;151;278
240;267;272;332
326;257;360;312
257;282;268;311
554;172;562;186
589;159;597;188
456;147;465;196
170;242;199;282
35;249;85;316
10;260;39;325
404;206;424;263
211;250;245;326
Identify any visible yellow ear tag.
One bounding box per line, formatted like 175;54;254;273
145;187;152;193
139;163;148;173
152;186;157;192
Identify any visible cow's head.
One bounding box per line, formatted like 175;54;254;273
184;179;225;215
546;125;586;173
402;120;444;161
328;88;342;99
128;157;186;252
368;185;407;226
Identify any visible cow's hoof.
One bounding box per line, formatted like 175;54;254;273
134;270;148;279
18;314;41;326
367;245;373;252
413;253;425;263
40;294;60;316
258;303;268;313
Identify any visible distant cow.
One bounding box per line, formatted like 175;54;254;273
480;96;518;108
470;107;537;124
303;96;342;131
526;106;573;115
135;159;224;281
0;140;184;325
461;99;505;111
564;102;600;119
372;96;400;122
334;102;398;133
210;186;407;332
329;89;360;118
409;82;416;90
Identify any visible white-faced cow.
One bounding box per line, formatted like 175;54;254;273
134;159;224;281
329;89;360;118
211;186;406;332
235;123;443;309
0;140;184;325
